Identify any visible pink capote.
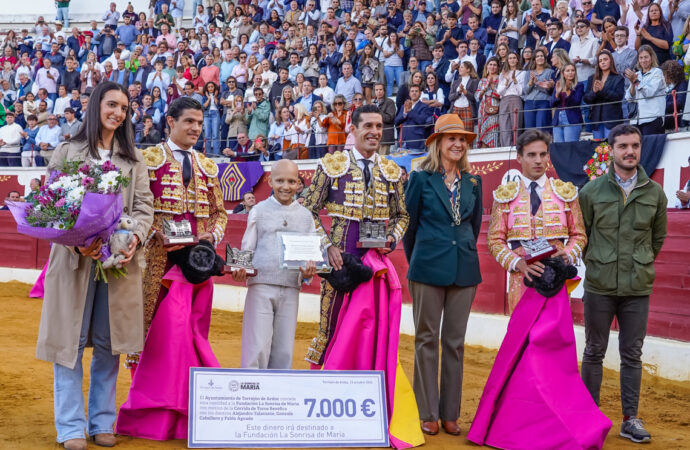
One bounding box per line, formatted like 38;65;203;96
29;260;48;298
322;250;424;449
467;286;612;450
116;266;220;440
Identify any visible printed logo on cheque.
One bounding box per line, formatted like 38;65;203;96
229;380;261;391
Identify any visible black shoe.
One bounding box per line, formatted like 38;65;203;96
620;417;651;443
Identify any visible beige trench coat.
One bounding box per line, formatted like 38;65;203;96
35;140;154;368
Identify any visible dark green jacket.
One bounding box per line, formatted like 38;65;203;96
579;165;667;296
402;170;482;287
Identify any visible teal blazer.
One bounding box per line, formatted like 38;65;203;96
402;170;483;287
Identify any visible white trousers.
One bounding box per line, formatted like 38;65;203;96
240;284;300;370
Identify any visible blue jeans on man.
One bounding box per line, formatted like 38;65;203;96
53;265;119;443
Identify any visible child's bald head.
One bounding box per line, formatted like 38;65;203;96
270;159;301;205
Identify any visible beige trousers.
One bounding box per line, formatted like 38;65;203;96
240;283;300;370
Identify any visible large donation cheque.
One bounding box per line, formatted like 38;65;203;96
188;368;389;448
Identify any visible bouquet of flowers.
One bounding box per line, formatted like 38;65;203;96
583;142;611;181
5;160;130;281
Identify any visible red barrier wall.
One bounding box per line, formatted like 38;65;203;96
1;211;688;342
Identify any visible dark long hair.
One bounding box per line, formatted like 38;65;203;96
645;3;671;33
594;49;618;81
72;81;138;162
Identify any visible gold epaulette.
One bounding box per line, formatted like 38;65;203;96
142;145;166;170
194;151;219;178
378;157;402;182
318;151;350;178
550;178;578;202
493;181;519;203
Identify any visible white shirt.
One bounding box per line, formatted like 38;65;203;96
569;34;598;82
352;148;377;184
314;86;335;105
497;70;525;97
53;96;71;116
520;172;547;201
166;138;192;165
0;123;24;152
453;75;471;108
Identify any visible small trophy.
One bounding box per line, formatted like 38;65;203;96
521;237;557;264
357;220;390;249
225;244;258;277
162;219;198;247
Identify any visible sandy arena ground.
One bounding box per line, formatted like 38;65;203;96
1;281;689;449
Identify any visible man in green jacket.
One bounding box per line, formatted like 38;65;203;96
579;124;667;444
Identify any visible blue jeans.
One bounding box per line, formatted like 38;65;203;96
524;100;552;132
384;65;403;97
419;60;432;74
484;44;494;57
553;110;582;142
204;109;221;155
53;264;119;443
56;7;69;27
582;78;592;132
592;124;611;140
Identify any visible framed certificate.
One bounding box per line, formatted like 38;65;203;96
278;232;331;273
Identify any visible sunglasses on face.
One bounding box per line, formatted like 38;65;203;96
576;24;587;28
334;101;344;105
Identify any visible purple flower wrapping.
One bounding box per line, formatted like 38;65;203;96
6;193;123;259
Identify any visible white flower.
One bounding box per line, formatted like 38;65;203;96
67;186;86;202
98;172;120;193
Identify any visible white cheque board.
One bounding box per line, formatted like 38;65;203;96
188;368;389;448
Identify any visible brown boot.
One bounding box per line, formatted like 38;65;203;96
442;420;461;436
421;421;439;435
63;438;88;450
93;433;117;447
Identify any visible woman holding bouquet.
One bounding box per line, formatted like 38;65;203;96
37;81;154;450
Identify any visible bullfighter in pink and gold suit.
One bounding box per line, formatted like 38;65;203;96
487;176;587;312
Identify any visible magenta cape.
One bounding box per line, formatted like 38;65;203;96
29;260;48;298
321;250;425;449
466;286;612;450
116;266;220;441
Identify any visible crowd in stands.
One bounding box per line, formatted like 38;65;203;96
1;0;690;166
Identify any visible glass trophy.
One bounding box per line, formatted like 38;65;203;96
356;220;390;248
278;232;331;273
162;219;198;247
225;244;258;277
521;237;557;264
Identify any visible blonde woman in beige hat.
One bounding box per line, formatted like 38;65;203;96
402;114;483;437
